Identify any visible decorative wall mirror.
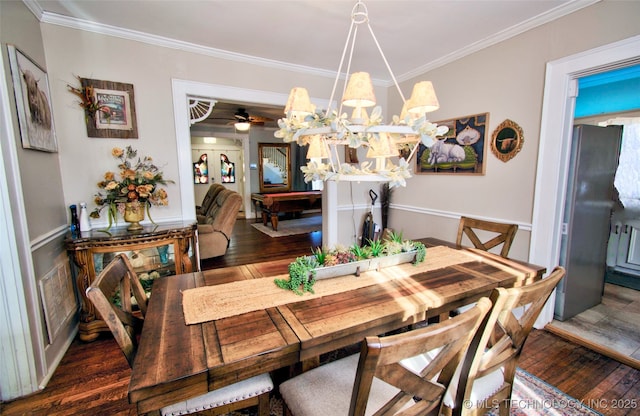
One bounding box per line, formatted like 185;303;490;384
258;143;291;193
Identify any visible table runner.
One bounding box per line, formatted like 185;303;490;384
182;246;479;325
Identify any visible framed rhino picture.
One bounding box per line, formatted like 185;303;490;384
415;112;489;175
7;45;58;152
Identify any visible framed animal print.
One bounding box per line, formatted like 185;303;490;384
7;45;58;152
415;112;489;175
491;119;524;162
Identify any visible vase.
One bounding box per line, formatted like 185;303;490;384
124;202;145;231
156;245;169;264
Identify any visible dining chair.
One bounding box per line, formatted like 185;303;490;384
279;297;492;416
453;216;519;316
86;253;273;416
456;216;518;258
404;266;566;416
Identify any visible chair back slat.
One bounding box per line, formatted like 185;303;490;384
452;266;566;415
85;253;148;367
456;216;518;257
349;298;492;416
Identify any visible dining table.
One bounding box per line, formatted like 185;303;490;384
127;238;546;415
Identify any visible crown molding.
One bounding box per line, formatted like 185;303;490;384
31;0;599;87
395;0;601;83
37;10;341;81
22;0;44;20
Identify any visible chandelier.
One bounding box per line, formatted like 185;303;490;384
275;0;448;187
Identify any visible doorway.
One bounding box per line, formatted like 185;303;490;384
533;35;640;367
530;34;640;326
171;80;290;221
547;116;640;369
190;140;245;215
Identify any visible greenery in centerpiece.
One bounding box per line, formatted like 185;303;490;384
276;107;448;188
274;233;426;295
90;146;173;230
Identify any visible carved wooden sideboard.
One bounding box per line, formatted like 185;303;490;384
65;221;199;342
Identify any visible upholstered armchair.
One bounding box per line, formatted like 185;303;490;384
197;185;242;259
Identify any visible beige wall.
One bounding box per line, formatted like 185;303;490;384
388;0;640;260
1;0;72;400
1;1;67;238
2;0;640;398
39;1;640;252
41;24;383;229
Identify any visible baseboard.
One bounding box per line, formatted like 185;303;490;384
545;323;640;370
606;267;640;290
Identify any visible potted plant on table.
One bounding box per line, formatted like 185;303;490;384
275;232;426;295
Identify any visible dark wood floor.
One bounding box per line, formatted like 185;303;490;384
3;218;640;415
201;216;323;269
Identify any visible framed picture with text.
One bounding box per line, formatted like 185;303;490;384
81;78;138;139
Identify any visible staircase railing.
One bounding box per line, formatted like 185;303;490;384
262;147;288;180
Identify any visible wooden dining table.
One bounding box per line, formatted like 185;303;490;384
128;238;545;415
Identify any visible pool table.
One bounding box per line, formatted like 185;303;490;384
251;191;322;231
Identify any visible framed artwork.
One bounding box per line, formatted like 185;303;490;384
491;119;524;162
7;45;58;152
194;153;208;184
345;147;359;164
81;78;138;138
221;154;236;183
415;112;489;175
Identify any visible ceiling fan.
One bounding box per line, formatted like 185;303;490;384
232;108;273;130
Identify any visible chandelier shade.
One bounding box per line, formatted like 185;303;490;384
306;136;329;159
285;87;315;118
275;0;448;187
407;81;440;114
342;72;376;108
369;132;396;156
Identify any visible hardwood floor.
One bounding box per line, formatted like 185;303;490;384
201;216;323;269
3;218;640;415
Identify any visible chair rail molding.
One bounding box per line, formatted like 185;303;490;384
391;203;532;232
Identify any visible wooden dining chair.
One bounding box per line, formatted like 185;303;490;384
404;266;566;416
456;216;518;258
86;253;273;416
279;297;492;416
453;216;519;316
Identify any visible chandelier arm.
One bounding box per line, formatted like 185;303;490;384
365;22;407;104
320;136;334;172
329;142;340;172
337;23;361;118
326;18;358;118
405;141;420;164
338;20;358;117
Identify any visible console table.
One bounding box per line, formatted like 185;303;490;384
65;221;199;342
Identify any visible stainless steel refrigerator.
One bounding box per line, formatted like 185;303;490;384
554;124;623;321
